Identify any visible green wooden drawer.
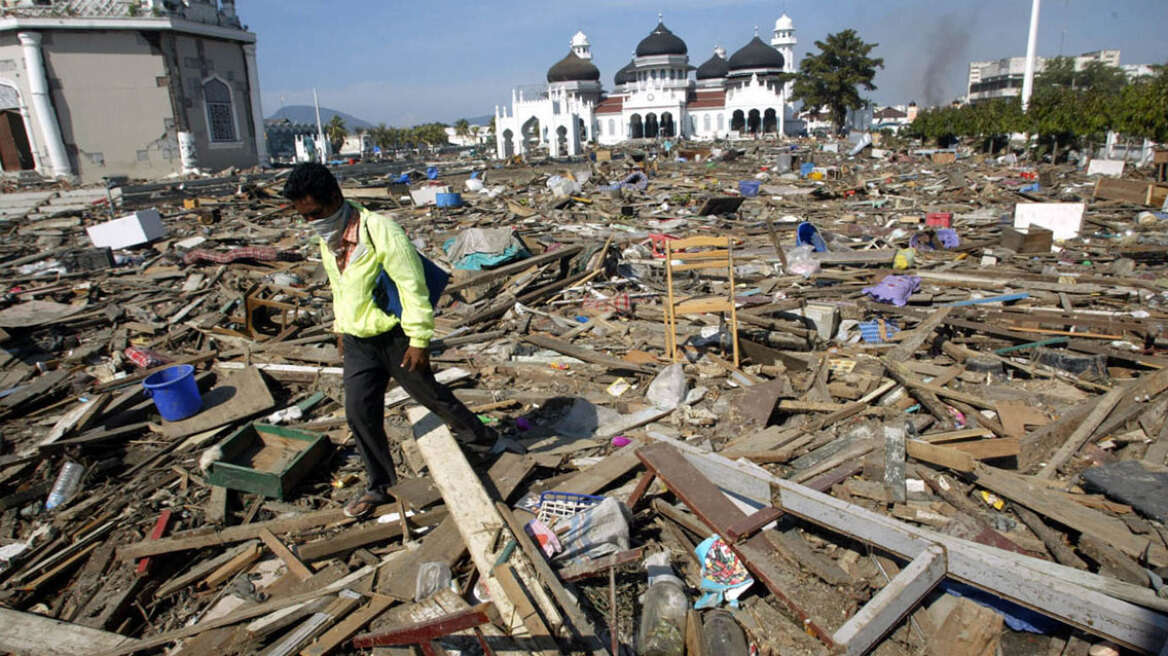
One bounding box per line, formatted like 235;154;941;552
206;422;329;500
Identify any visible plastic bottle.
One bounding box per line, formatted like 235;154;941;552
636;552;687;656
45;461;84;510
702;610;748;656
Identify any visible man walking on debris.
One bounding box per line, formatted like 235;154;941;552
284;163;518;519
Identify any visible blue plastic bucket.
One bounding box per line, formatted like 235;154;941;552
738;180;760;197
435;192;463;208
796;222;828;253
142;364;202;421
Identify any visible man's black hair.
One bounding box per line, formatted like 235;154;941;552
283;162;342;202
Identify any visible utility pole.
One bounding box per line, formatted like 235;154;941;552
313;88;326;163
1021;0;1041;112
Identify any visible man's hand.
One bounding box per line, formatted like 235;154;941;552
401;346;430;373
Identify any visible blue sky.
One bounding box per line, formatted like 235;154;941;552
246;0;1168;127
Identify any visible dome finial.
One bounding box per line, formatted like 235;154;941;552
658;11;663;22
754;25;759;37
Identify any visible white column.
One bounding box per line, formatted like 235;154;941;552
242;43;269;167
1021;0;1041;111
18;32;72;179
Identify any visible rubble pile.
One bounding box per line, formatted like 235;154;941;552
0;140;1167;656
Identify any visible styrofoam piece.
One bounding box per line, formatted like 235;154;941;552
1086;159;1125;177
409;184;452;207
1013;203;1084;241
86;209;166;249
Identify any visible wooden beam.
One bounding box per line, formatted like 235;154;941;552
0;608;140;656
833;545;947;656
1036;385;1125;478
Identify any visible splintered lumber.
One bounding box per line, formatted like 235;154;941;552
154;540;260;599
351;601;501;649
260;590;362;656
0;608;140;656
93;557;391;656
832;545;946;656
295;508;447;562
635;442;838;648
445;245;583;293
523;333;655;374
300;594;396;656
1036;385;1125;478
120;507;354;561
495;501;610;656
885;307;951;362
407;405;524;634
258;528;313;581
971;465;1168;568
773;469;1168;652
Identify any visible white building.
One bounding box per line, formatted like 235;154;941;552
966;49;1130;103
444;124;491;148
495;13;801;159
0;0;267;182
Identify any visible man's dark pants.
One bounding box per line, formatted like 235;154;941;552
342;326;488;492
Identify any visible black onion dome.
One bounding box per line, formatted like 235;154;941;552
728;36;785;71
696;53;729;80
636;22;687;56
614;60;636;86
547;51;601;83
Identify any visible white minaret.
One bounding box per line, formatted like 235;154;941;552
771;13;797;99
571;30;591;60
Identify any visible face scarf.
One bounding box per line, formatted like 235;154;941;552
310;200;350;251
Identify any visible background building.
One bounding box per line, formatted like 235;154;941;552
496;12;802;159
0;0;266;183
965;49;1150;103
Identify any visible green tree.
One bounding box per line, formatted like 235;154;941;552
1037;56;1126;95
326;115;347;154
791;29;884;132
454;118;471;140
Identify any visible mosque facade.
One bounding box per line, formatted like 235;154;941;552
495;13;801;159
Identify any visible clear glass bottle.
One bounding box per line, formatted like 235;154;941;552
45;461;84;510
636;566;687;656
703;609;749;656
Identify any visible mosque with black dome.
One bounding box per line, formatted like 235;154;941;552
495;13;801;159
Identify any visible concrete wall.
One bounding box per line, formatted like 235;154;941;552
0;27;259;183
41;30;179;182
169;32;258;172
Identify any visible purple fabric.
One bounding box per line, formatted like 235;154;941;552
909;228;960;251
936;228;960;248
863;275;921;307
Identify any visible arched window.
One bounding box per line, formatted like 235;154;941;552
703;114;710;131
608;118;615;135
203;78;236;142
716;113;724;131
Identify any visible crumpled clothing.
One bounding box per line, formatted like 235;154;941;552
183;247;304;266
910;228;960;251
599;171;649;192
442;228;530;271
694;536;754;609
862;275;921;307
524;518;562;558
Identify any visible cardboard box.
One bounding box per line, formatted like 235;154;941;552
1001;225;1053;254
86;210;165;249
932;151;957;164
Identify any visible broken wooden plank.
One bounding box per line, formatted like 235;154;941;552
0;608;140;656
833;544;946;656
523;332;655;374
259;528;313;581
1036;385;1125;478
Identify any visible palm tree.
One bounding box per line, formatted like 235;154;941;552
454;118;471;139
326;115;347;153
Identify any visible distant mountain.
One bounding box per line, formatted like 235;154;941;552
267;106;375;130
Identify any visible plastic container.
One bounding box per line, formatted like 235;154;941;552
637;553;687;656
142;364;202;421
737;180;760;197
795;222;828;253
45;461;84;510
702;610;748;656
537;490;604;524
434;192;463;208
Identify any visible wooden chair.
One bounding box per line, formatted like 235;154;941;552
663;235;740;366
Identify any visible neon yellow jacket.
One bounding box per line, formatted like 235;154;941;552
320;201;434;347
